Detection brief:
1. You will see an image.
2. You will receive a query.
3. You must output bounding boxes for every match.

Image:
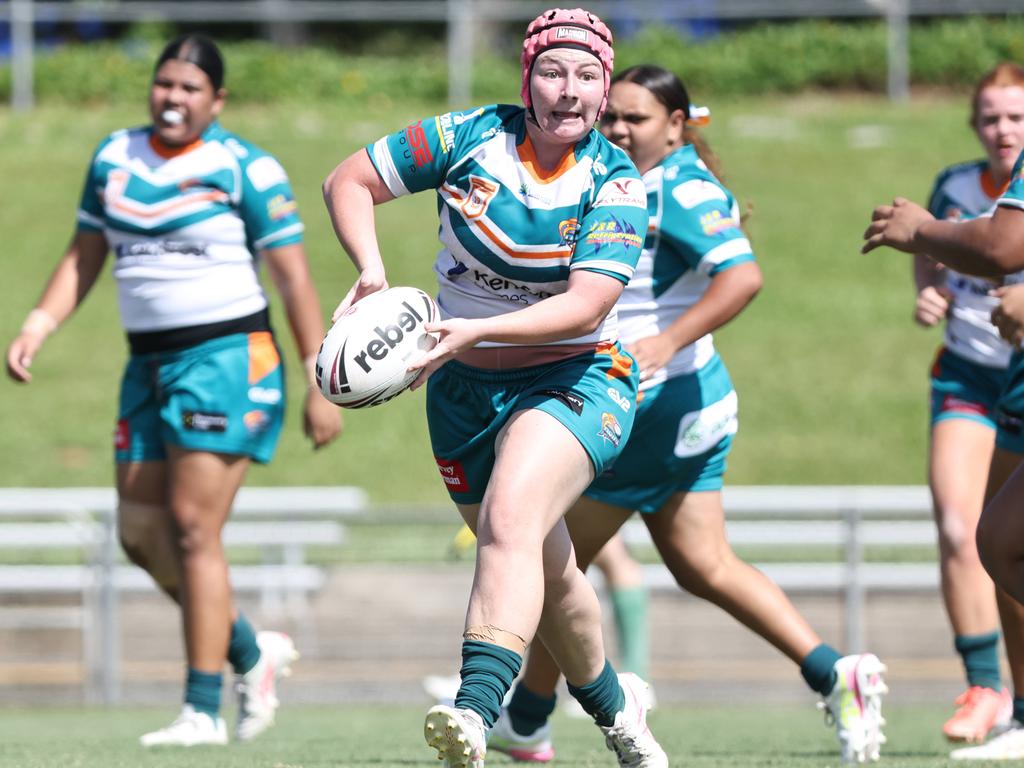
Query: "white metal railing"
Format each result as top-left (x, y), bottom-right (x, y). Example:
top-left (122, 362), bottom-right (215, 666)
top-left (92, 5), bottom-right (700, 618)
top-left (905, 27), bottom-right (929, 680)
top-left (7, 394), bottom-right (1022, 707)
top-left (0, 485), bottom-right (939, 703)
top-left (618, 485), bottom-right (936, 657)
top-left (3, 0), bottom-right (1022, 110)
top-left (0, 486), bottom-right (367, 703)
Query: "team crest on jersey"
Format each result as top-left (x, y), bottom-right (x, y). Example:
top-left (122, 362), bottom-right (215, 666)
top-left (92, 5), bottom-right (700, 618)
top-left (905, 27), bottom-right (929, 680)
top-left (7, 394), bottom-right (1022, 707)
top-left (598, 412), bottom-right (622, 446)
top-left (558, 218), bottom-right (580, 246)
top-left (462, 176), bottom-right (500, 219)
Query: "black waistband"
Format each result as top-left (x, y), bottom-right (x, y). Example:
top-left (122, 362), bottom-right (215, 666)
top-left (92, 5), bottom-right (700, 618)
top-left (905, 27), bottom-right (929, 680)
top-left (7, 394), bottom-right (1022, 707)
top-left (127, 309), bottom-right (272, 355)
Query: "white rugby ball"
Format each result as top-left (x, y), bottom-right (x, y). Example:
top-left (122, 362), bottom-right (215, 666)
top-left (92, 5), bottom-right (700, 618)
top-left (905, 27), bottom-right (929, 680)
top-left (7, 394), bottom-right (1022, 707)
top-left (315, 286), bottom-right (440, 408)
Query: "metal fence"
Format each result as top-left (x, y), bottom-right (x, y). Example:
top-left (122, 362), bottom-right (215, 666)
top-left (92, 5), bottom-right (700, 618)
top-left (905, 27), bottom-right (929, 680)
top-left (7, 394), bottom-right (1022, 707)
top-left (0, 485), bottom-right (938, 704)
top-left (3, 0), bottom-right (1023, 110)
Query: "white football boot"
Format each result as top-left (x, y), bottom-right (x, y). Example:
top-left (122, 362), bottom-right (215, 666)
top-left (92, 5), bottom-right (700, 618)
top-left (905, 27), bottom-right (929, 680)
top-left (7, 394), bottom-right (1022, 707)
top-left (598, 673), bottom-right (668, 768)
top-left (819, 653), bottom-right (889, 763)
top-left (234, 630), bottom-right (299, 741)
top-left (951, 721), bottom-right (1024, 760)
top-left (139, 704), bottom-right (228, 747)
top-left (489, 706), bottom-right (555, 762)
top-left (424, 704), bottom-right (488, 768)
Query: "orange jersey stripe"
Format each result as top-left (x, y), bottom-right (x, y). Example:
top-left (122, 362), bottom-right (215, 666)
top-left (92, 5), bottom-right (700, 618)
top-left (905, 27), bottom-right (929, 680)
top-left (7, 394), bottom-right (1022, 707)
top-left (474, 217), bottom-right (571, 261)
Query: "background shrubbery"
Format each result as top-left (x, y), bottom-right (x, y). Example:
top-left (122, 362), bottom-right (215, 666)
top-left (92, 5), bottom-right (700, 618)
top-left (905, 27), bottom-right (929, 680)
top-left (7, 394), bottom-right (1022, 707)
top-left (3, 16), bottom-right (1024, 106)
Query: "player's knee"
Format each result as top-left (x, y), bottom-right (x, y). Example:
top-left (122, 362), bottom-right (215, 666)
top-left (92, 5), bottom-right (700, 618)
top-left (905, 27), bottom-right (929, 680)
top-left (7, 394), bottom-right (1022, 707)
top-left (935, 507), bottom-right (977, 559)
top-left (672, 550), bottom-right (734, 600)
top-left (117, 501), bottom-right (166, 561)
top-left (170, 506), bottom-right (223, 559)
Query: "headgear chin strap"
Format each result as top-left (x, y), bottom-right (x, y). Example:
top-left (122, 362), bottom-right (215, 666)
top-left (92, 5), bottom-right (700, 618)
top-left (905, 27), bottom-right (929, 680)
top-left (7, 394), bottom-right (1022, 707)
top-left (521, 8), bottom-right (615, 115)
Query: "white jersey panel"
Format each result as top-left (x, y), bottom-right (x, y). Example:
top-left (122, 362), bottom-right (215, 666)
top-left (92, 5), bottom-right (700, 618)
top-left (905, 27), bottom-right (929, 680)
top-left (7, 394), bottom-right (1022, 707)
top-left (928, 161), bottom-right (1013, 368)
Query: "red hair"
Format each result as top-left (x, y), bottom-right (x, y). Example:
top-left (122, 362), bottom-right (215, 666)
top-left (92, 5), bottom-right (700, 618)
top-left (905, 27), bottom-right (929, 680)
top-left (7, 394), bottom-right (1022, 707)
top-left (971, 62), bottom-right (1024, 126)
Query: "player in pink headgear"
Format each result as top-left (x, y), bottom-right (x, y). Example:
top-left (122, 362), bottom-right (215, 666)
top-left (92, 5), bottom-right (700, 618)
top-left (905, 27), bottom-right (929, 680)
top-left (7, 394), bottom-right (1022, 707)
top-left (323, 6), bottom-right (666, 766)
top-left (521, 7), bottom-right (615, 115)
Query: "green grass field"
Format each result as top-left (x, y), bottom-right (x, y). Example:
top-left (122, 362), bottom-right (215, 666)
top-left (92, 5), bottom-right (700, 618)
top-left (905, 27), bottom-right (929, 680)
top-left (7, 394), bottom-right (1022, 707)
top-left (0, 703), bottom-right (996, 767)
top-left (0, 94), bottom-right (976, 501)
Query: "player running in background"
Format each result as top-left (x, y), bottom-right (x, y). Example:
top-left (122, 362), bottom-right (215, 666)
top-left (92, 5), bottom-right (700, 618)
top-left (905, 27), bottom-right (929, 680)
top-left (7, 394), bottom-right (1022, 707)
top-left (910, 63), bottom-right (1024, 745)
top-left (863, 65), bottom-right (1024, 763)
top-left (5, 35), bottom-right (341, 746)
top-left (487, 64), bottom-right (887, 766)
top-left (322, 8), bottom-right (665, 767)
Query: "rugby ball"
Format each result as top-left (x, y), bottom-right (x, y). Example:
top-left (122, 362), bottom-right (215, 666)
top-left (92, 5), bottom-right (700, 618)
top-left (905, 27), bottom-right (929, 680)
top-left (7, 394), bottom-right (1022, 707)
top-left (315, 286), bottom-right (440, 408)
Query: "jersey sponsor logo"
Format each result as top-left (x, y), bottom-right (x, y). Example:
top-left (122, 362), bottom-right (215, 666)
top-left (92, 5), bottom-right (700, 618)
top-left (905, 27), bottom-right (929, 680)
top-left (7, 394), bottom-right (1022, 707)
top-left (405, 121), bottom-right (433, 168)
top-left (435, 113), bottom-right (456, 153)
top-left (940, 395), bottom-right (989, 418)
top-left (558, 218), bottom-right (580, 246)
top-left (116, 241), bottom-right (209, 260)
top-left (243, 410), bottom-right (271, 434)
top-left (671, 178), bottom-right (727, 209)
top-left (607, 386), bottom-right (631, 413)
top-left (518, 182), bottom-right (553, 206)
top-left (461, 176), bottom-right (500, 219)
top-left (182, 410), bottom-right (229, 433)
top-left (594, 178), bottom-right (645, 208)
top-left (598, 412), bottom-right (622, 446)
top-left (554, 26), bottom-right (589, 43)
top-left (267, 193), bottom-right (298, 221)
top-left (537, 388), bottom-right (584, 416)
top-left (114, 419), bottom-right (130, 451)
top-left (246, 156), bottom-right (288, 192)
top-left (248, 386), bottom-right (282, 405)
top-left (585, 217), bottom-right (643, 250)
top-left (453, 107), bottom-right (485, 126)
top-left (700, 209), bottom-right (741, 236)
top-left (435, 457), bottom-right (470, 492)
top-left (471, 269), bottom-right (552, 303)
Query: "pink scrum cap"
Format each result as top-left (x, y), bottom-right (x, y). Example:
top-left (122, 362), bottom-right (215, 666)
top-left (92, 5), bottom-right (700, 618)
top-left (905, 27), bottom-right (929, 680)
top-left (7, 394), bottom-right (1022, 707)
top-left (520, 8), bottom-right (615, 114)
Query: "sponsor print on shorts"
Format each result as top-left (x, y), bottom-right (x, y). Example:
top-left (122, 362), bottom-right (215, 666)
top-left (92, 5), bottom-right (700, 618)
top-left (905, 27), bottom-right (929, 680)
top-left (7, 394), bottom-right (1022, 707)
top-left (114, 418), bottom-right (130, 451)
top-left (243, 410), bottom-right (271, 434)
top-left (674, 391), bottom-right (738, 457)
top-left (436, 457), bottom-right (470, 493)
top-left (940, 395), bottom-right (989, 419)
top-left (182, 411), bottom-right (228, 433)
top-left (537, 389), bottom-right (584, 415)
top-left (599, 412), bottom-right (622, 447)
top-left (998, 408), bottom-right (1024, 436)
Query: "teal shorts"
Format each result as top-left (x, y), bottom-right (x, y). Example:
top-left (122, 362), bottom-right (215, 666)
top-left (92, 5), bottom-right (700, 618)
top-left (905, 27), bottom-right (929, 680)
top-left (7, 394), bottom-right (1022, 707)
top-left (115, 332), bottom-right (286, 465)
top-left (930, 346), bottom-right (1006, 429)
top-left (586, 353), bottom-right (736, 514)
top-left (997, 349), bottom-right (1024, 454)
top-left (426, 343), bottom-right (639, 505)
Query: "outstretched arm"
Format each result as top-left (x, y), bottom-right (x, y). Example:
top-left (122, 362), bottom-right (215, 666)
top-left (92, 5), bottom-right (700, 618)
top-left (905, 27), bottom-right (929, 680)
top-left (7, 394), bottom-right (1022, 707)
top-left (863, 198), bottom-right (1024, 277)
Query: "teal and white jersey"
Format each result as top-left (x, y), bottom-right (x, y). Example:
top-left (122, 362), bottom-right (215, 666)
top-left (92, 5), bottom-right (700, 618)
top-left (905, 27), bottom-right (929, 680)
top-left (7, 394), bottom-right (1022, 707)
top-left (366, 104), bottom-right (647, 347)
top-left (77, 122), bottom-right (304, 333)
top-left (928, 160), bottom-right (1012, 368)
top-left (616, 145), bottom-right (753, 389)
top-left (999, 148), bottom-right (1024, 210)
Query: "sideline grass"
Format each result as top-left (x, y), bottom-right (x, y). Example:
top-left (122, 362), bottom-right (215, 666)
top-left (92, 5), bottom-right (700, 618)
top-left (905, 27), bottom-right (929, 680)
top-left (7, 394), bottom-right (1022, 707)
top-left (0, 94), bottom-right (973, 500)
top-left (0, 703), bottom-right (986, 767)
